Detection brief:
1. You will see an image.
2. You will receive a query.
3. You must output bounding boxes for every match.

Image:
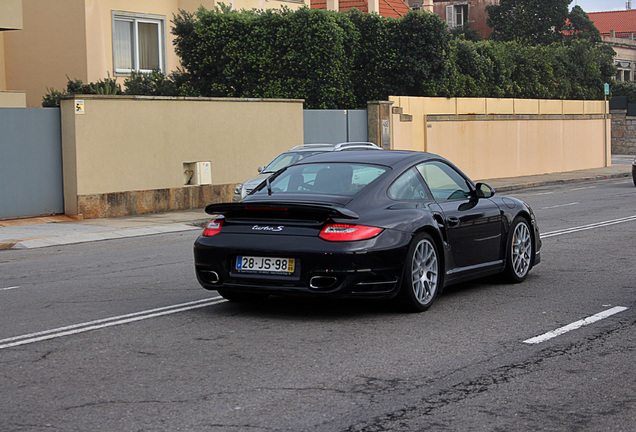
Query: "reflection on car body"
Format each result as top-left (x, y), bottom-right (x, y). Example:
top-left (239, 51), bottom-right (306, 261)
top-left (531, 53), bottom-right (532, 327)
top-left (195, 150), bottom-right (541, 312)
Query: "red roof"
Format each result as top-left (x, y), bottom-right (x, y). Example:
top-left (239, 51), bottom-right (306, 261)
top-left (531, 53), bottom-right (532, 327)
top-left (587, 10), bottom-right (636, 37)
top-left (311, 0), bottom-right (410, 19)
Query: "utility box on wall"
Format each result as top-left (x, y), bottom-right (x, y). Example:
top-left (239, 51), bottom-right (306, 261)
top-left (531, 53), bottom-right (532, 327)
top-left (184, 161), bottom-right (212, 185)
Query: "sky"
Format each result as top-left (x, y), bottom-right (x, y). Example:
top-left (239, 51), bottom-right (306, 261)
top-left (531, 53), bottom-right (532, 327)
top-left (569, 0), bottom-right (632, 12)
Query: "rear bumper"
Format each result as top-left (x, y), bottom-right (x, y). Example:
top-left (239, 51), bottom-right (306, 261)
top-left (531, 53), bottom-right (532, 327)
top-left (193, 230), bottom-right (411, 298)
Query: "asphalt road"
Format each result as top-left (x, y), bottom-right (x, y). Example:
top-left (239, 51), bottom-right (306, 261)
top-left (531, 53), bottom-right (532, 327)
top-left (1, 177), bottom-right (634, 432)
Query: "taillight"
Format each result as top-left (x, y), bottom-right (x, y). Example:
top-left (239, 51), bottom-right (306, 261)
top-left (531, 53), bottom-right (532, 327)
top-left (319, 224), bottom-right (383, 241)
top-left (202, 218), bottom-right (224, 236)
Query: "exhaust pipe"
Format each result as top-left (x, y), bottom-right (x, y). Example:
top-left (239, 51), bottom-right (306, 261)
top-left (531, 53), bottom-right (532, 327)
top-left (200, 270), bottom-right (220, 284)
top-left (309, 276), bottom-right (338, 290)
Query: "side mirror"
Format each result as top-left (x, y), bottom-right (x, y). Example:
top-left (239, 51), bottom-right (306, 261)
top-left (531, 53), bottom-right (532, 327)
top-left (257, 166), bottom-right (265, 173)
top-left (475, 182), bottom-right (495, 199)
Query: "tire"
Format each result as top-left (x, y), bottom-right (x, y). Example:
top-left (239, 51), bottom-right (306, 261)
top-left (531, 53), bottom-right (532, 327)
top-left (503, 217), bottom-right (533, 283)
top-left (397, 233), bottom-right (443, 312)
top-left (217, 289), bottom-right (269, 303)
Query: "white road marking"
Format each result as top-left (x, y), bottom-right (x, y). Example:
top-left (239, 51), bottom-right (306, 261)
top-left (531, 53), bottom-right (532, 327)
top-left (1, 286), bottom-right (20, 291)
top-left (523, 306), bottom-right (629, 344)
top-left (541, 202), bottom-right (580, 210)
top-left (0, 297), bottom-right (226, 350)
top-left (541, 215), bottom-right (636, 238)
top-left (571, 186), bottom-right (596, 191)
top-left (525, 191), bottom-right (554, 196)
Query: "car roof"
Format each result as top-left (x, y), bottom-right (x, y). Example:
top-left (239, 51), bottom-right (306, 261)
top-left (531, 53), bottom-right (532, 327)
top-left (288, 144), bottom-right (335, 152)
top-left (287, 142), bottom-right (382, 153)
top-left (293, 149), bottom-right (438, 167)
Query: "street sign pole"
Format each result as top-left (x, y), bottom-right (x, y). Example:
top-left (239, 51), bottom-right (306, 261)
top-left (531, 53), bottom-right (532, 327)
top-left (604, 83), bottom-right (609, 167)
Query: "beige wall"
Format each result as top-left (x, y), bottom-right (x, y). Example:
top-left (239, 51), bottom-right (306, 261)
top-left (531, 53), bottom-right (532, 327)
top-left (61, 96), bottom-right (304, 215)
top-left (0, 0), bottom-right (23, 30)
top-left (390, 96), bottom-right (611, 181)
top-left (4, 0), bottom-right (88, 107)
top-left (83, 0), bottom-right (217, 84)
top-left (0, 90), bottom-right (26, 107)
top-left (0, 0), bottom-right (23, 92)
top-left (0, 33), bottom-right (6, 91)
top-left (4, 0), bottom-right (308, 107)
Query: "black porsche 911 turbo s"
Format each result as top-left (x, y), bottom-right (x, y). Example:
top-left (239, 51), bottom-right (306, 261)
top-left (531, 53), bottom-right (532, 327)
top-left (194, 150), bottom-right (541, 312)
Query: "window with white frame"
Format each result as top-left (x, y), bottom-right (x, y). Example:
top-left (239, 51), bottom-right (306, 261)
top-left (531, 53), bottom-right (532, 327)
top-left (112, 11), bottom-right (166, 75)
top-left (615, 60), bottom-right (633, 82)
top-left (445, 4), bottom-right (469, 28)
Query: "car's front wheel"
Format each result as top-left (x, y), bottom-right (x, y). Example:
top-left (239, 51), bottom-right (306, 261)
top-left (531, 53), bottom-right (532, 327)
top-left (397, 233), bottom-right (442, 312)
top-left (503, 217), bottom-right (533, 283)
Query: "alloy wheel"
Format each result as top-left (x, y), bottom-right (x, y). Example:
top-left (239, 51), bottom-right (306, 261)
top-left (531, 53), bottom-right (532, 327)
top-left (411, 239), bottom-right (439, 305)
top-left (511, 222), bottom-right (532, 278)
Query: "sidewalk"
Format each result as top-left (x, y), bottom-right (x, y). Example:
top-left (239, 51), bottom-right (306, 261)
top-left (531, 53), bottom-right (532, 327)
top-left (1, 159), bottom-right (633, 250)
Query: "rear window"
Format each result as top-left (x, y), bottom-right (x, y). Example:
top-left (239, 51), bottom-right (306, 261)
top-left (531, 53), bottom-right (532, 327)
top-left (253, 163), bottom-right (389, 197)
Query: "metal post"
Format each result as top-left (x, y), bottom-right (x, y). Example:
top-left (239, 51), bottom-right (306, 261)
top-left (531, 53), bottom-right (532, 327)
top-left (604, 93), bottom-right (608, 167)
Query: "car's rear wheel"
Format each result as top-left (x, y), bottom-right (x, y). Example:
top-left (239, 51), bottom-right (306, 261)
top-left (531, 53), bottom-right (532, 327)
top-left (503, 217), bottom-right (533, 283)
top-left (217, 289), bottom-right (269, 303)
top-left (397, 233), bottom-right (442, 312)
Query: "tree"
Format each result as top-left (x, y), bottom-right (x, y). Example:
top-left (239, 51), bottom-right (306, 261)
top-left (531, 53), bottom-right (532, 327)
top-left (564, 5), bottom-right (602, 43)
top-left (486, 0), bottom-right (570, 44)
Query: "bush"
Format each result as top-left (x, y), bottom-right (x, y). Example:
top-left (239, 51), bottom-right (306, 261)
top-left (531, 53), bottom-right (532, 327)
top-left (611, 80), bottom-right (636, 104)
top-left (172, 7), bottom-right (448, 108)
top-left (41, 75), bottom-right (122, 107)
top-left (123, 70), bottom-right (179, 96)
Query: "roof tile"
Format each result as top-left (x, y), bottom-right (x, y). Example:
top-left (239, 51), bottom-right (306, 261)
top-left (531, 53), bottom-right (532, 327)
top-left (311, 0), bottom-right (409, 18)
top-left (587, 10), bottom-right (636, 37)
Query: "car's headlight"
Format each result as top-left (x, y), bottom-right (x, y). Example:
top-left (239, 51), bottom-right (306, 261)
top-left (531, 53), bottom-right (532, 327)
top-left (233, 183), bottom-right (244, 195)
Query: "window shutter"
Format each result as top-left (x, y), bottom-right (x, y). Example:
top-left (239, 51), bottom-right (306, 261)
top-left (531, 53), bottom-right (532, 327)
top-left (446, 5), bottom-right (454, 28)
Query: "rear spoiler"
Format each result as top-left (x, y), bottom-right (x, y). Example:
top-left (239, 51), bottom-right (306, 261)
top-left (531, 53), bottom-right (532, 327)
top-left (204, 201), bottom-right (359, 220)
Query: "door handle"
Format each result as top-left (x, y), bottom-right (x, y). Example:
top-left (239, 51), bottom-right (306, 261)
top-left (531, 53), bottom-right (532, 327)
top-left (447, 216), bottom-right (460, 227)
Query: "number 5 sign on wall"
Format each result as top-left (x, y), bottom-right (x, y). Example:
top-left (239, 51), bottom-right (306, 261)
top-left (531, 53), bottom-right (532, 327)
top-left (75, 100), bottom-right (85, 115)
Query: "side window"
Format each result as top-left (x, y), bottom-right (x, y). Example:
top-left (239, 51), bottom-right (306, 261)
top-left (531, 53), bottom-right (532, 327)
top-left (388, 168), bottom-right (431, 200)
top-left (417, 161), bottom-right (471, 201)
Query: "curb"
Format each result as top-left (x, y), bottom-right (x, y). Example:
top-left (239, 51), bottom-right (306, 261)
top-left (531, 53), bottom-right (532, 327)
top-left (492, 172), bottom-right (630, 193)
top-left (0, 241), bottom-right (17, 251)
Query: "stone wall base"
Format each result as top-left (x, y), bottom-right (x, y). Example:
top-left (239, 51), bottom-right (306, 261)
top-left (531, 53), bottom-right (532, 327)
top-left (611, 110), bottom-right (636, 155)
top-left (77, 184), bottom-right (234, 219)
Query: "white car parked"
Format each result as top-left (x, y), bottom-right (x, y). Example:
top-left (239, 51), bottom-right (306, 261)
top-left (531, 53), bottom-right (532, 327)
top-left (232, 142), bottom-right (381, 202)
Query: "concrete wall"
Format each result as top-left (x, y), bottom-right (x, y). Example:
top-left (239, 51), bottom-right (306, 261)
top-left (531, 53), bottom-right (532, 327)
top-left (60, 96), bottom-right (304, 218)
top-left (389, 96), bottom-right (611, 181)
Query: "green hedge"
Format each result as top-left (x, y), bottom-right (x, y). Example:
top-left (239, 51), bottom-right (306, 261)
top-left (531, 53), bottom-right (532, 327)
top-left (432, 39), bottom-right (616, 100)
top-left (611, 81), bottom-right (636, 104)
top-left (171, 7), bottom-right (615, 107)
top-left (172, 7), bottom-right (449, 108)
